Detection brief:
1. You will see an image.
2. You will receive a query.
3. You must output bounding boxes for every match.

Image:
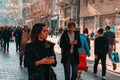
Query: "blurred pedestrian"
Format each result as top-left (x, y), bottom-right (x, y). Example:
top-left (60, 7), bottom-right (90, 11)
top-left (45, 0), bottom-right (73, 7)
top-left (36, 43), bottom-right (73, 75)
top-left (14, 26), bottom-right (22, 53)
top-left (0, 27), bottom-right (3, 49)
top-left (83, 28), bottom-right (91, 49)
top-left (59, 22), bottom-right (81, 80)
top-left (77, 33), bottom-right (90, 79)
top-left (103, 26), bottom-right (117, 70)
top-left (93, 28), bottom-right (108, 80)
top-left (19, 25), bottom-right (29, 66)
top-left (24, 23), bottom-right (57, 80)
top-left (2, 26), bottom-right (12, 53)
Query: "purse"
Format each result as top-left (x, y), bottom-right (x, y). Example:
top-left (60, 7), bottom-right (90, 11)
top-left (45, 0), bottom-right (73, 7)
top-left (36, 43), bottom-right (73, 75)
top-left (28, 47), bottom-right (44, 80)
top-left (29, 43), bottom-right (57, 80)
top-left (111, 52), bottom-right (120, 63)
top-left (78, 50), bottom-right (87, 71)
top-left (49, 67), bottom-right (57, 80)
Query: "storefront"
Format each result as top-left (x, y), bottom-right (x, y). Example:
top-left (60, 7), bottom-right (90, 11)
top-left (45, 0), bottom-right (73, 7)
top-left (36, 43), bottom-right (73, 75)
top-left (100, 15), bottom-right (116, 32)
top-left (83, 16), bottom-right (94, 33)
top-left (51, 15), bottom-right (59, 32)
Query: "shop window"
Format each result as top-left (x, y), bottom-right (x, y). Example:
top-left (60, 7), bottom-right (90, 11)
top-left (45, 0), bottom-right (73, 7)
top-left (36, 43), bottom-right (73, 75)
top-left (84, 0), bottom-right (88, 7)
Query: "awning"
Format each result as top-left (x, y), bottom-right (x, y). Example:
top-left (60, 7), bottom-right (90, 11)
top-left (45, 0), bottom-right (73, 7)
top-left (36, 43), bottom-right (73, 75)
top-left (25, 19), bottom-right (33, 23)
top-left (64, 17), bottom-right (70, 22)
top-left (51, 16), bottom-right (58, 20)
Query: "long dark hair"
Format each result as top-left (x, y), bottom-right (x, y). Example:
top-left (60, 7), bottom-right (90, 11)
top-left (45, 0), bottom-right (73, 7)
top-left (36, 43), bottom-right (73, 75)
top-left (83, 28), bottom-right (88, 34)
top-left (30, 23), bottom-right (46, 42)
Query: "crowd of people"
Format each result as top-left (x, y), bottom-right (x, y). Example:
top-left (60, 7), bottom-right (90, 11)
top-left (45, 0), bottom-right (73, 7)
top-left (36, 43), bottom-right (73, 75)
top-left (0, 25), bottom-right (30, 67)
top-left (0, 22), bottom-right (118, 80)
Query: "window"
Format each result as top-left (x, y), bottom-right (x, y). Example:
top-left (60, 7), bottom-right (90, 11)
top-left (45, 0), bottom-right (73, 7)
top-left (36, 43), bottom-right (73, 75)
top-left (92, 0), bottom-right (95, 4)
top-left (84, 0), bottom-right (88, 6)
top-left (100, 0), bottom-right (104, 3)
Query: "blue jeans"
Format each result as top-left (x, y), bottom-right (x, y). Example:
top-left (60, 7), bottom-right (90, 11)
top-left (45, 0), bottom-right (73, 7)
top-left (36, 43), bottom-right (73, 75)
top-left (63, 57), bottom-right (78, 80)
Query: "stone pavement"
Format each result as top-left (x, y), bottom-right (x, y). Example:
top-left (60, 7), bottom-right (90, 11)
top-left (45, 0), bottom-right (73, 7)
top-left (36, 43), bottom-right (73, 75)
top-left (0, 36), bottom-right (120, 80)
top-left (47, 36), bottom-right (120, 80)
top-left (0, 42), bottom-right (28, 80)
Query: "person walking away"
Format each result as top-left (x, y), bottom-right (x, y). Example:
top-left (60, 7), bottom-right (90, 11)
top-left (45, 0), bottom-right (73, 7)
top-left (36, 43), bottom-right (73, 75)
top-left (59, 22), bottom-right (81, 80)
top-left (24, 23), bottom-right (57, 80)
top-left (77, 33), bottom-right (90, 79)
top-left (14, 26), bottom-right (22, 53)
top-left (93, 28), bottom-right (108, 80)
top-left (2, 26), bottom-right (12, 53)
top-left (83, 28), bottom-right (91, 49)
top-left (0, 27), bottom-right (3, 49)
top-left (103, 26), bottom-right (117, 70)
top-left (19, 25), bottom-right (29, 66)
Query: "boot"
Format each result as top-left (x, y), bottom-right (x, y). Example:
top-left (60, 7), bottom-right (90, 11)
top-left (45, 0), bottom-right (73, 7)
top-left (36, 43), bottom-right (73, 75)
top-left (113, 63), bottom-right (117, 70)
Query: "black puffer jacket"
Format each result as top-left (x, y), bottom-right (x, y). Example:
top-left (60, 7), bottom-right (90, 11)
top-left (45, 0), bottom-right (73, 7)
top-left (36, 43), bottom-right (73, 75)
top-left (24, 40), bottom-right (57, 80)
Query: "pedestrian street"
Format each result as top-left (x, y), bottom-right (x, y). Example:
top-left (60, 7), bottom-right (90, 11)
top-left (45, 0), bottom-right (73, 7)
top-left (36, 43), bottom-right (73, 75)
top-left (0, 37), bottom-right (120, 80)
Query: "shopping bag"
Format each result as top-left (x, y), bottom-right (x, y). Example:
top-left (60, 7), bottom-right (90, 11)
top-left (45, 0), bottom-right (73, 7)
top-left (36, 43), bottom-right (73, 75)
top-left (111, 52), bottom-right (120, 63)
top-left (78, 51), bottom-right (87, 71)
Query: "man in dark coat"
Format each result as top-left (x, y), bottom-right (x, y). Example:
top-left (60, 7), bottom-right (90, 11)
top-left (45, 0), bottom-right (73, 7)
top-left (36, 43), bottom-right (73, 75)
top-left (60, 22), bottom-right (81, 80)
top-left (93, 28), bottom-right (108, 80)
top-left (2, 26), bottom-right (12, 53)
top-left (14, 26), bottom-right (22, 52)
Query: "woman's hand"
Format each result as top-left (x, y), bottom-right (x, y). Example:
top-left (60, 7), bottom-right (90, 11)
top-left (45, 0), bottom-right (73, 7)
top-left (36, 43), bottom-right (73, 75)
top-left (95, 55), bottom-right (98, 60)
top-left (46, 56), bottom-right (55, 64)
top-left (70, 40), bottom-right (78, 45)
top-left (35, 57), bottom-right (55, 66)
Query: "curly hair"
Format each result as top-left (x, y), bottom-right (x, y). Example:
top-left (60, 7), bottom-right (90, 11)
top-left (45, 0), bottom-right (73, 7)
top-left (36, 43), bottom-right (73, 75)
top-left (30, 23), bottom-right (46, 42)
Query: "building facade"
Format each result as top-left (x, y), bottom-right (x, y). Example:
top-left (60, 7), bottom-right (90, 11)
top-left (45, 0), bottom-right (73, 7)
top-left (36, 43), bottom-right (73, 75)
top-left (0, 0), bottom-right (19, 26)
top-left (80, 0), bottom-right (120, 34)
top-left (51, 0), bottom-right (59, 32)
top-left (56, 0), bottom-right (78, 29)
top-left (26, 0), bottom-right (51, 27)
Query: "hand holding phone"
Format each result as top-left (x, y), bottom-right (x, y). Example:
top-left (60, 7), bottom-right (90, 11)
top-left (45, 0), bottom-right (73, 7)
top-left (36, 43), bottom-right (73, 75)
top-left (72, 40), bottom-right (77, 44)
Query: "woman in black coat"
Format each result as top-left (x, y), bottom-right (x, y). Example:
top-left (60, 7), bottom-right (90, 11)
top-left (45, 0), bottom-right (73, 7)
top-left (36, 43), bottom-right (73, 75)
top-left (60, 22), bottom-right (81, 80)
top-left (24, 23), bottom-right (57, 80)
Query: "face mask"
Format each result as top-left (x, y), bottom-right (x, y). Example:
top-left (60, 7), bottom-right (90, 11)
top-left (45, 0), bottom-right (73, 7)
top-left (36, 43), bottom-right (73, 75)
top-left (84, 34), bottom-right (88, 36)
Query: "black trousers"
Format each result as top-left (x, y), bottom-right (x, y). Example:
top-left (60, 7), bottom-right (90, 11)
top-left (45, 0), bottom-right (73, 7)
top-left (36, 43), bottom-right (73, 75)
top-left (15, 40), bottom-right (21, 52)
top-left (3, 40), bottom-right (9, 51)
top-left (93, 55), bottom-right (106, 76)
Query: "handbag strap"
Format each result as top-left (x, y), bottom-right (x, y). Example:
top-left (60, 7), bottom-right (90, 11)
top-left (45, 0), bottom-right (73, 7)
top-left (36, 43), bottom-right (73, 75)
top-left (27, 46), bottom-right (44, 80)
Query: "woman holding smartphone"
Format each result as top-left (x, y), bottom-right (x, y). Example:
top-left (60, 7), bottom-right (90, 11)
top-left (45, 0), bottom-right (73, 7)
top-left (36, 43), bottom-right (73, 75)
top-left (24, 23), bottom-right (57, 80)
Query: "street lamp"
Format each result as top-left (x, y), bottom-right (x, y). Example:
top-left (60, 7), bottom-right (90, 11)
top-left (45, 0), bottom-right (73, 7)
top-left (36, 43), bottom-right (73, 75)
top-left (94, 11), bottom-right (99, 33)
top-left (76, 0), bottom-right (80, 27)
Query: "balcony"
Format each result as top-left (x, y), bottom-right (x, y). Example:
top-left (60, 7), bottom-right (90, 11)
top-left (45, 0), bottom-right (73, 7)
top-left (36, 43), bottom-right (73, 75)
top-left (56, 0), bottom-right (70, 6)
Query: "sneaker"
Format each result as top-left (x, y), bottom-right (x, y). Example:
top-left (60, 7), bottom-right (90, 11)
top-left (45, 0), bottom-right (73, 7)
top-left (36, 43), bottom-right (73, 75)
top-left (77, 71), bottom-right (81, 79)
top-left (4, 50), bottom-right (6, 53)
top-left (102, 76), bottom-right (106, 80)
top-left (113, 63), bottom-right (117, 70)
top-left (16, 50), bottom-right (18, 52)
top-left (7, 50), bottom-right (9, 53)
top-left (85, 66), bottom-right (88, 72)
top-left (93, 73), bottom-right (97, 77)
top-left (20, 62), bottom-right (22, 66)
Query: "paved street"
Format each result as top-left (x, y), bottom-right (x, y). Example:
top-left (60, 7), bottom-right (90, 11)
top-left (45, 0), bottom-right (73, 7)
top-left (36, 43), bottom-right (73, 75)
top-left (0, 36), bottom-right (120, 80)
top-left (0, 42), bottom-right (28, 80)
top-left (48, 36), bottom-right (120, 80)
